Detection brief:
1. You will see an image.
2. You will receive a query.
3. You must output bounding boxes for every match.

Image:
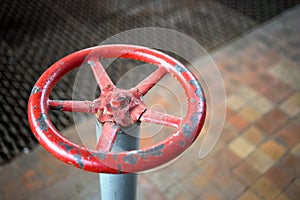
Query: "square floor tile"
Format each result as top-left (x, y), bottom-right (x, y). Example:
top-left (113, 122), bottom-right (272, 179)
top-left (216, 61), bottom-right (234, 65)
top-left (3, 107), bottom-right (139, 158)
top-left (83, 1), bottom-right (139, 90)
top-left (265, 165), bottom-right (294, 188)
top-left (250, 94), bottom-right (274, 116)
top-left (251, 177), bottom-right (281, 199)
top-left (246, 150), bottom-right (275, 174)
top-left (243, 126), bottom-right (265, 145)
top-left (229, 136), bottom-right (256, 159)
top-left (291, 142), bottom-right (300, 159)
top-left (227, 94), bottom-right (246, 111)
top-left (240, 105), bottom-right (263, 122)
top-left (259, 140), bottom-right (286, 161)
top-left (215, 174), bottom-right (246, 200)
top-left (238, 190), bottom-right (261, 200)
top-left (285, 178), bottom-right (300, 200)
top-left (279, 92), bottom-right (300, 117)
top-left (269, 59), bottom-right (300, 90)
top-left (236, 85), bottom-right (259, 100)
top-left (262, 80), bottom-right (293, 104)
top-left (275, 118), bottom-right (300, 148)
top-left (256, 109), bottom-right (289, 135)
top-left (228, 114), bottom-right (250, 132)
top-left (278, 154), bottom-right (300, 177)
top-left (233, 161), bottom-right (260, 186)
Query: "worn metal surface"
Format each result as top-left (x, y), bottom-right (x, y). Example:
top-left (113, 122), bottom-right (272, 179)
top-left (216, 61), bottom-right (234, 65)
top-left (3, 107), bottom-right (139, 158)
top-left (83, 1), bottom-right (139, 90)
top-left (1, 0), bottom-right (299, 165)
top-left (98, 121), bottom-right (139, 200)
top-left (27, 45), bottom-right (206, 173)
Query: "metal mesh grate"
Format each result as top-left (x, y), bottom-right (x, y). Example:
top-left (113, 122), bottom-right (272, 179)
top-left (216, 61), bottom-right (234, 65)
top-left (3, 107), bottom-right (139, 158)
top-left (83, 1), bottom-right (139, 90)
top-left (0, 0), bottom-right (299, 165)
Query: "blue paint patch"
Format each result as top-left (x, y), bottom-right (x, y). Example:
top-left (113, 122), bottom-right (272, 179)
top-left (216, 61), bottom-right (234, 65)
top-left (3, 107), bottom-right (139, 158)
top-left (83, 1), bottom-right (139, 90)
top-left (117, 164), bottom-right (122, 173)
top-left (92, 152), bottom-right (107, 160)
top-left (123, 154), bottom-right (138, 164)
top-left (180, 140), bottom-right (185, 147)
top-left (30, 86), bottom-right (41, 95)
top-left (73, 152), bottom-right (84, 168)
top-left (36, 113), bottom-right (48, 132)
top-left (87, 60), bottom-right (95, 67)
top-left (113, 154), bottom-right (118, 161)
top-left (174, 64), bottom-right (188, 73)
top-left (182, 123), bottom-right (194, 139)
top-left (189, 80), bottom-right (205, 102)
top-left (60, 61), bottom-right (64, 65)
top-left (138, 144), bottom-right (165, 158)
top-left (58, 141), bottom-right (75, 152)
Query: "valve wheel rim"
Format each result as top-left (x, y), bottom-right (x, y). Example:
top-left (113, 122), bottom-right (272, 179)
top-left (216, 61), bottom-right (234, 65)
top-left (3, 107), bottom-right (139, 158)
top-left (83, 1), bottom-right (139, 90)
top-left (28, 44), bottom-right (206, 173)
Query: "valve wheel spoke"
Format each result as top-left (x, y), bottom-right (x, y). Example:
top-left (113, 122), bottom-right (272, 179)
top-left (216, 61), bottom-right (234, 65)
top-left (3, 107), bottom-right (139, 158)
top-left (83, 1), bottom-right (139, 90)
top-left (88, 58), bottom-right (114, 92)
top-left (140, 109), bottom-right (182, 128)
top-left (96, 122), bottom-right (120, 151)
top-left (132, 67), bottom-right (167, 96)
top-left (48, 100), bottom-right (97, 113)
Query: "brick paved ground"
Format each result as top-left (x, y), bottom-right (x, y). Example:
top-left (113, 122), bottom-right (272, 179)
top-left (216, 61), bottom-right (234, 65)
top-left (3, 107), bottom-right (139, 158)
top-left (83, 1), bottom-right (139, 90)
top-left (0, 5), bottom-right (299, 200)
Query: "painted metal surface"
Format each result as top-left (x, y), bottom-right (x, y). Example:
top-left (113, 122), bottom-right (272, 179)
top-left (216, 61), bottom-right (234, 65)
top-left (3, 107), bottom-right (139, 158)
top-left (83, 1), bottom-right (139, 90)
top-left (97, 120), bottom-right (139, 200)
top-left (27, 44), bottom-right (206, 173)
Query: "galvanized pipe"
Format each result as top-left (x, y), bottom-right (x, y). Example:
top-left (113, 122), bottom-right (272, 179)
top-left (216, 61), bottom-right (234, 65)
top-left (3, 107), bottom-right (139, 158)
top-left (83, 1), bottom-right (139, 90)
top-left (96, 120), bottom-right (139, 200)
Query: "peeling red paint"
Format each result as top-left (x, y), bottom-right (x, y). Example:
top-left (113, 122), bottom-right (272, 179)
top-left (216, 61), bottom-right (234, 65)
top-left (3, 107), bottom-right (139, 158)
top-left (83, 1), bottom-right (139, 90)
top-left (27, 45), bottom-right (206, 173)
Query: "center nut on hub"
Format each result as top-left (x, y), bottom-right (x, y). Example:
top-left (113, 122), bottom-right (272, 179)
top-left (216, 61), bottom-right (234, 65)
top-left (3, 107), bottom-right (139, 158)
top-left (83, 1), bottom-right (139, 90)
top-left (96, 88), bottom-right (146, 127)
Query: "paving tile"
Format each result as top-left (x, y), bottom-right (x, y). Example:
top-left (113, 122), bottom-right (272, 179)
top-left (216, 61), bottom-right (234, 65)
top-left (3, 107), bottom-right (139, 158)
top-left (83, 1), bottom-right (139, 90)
top-left (229, 136), bottom-right (256, 159)
top-left (220, 123), bottom-right (239, 143)
top-left (200, 148), bottom-right (241, 180)
top-left (238, 190), bottom-right (261, 200)
top-left (249, 72), bottom-right (277, 94)
top-left (256, 109), bottom-right (289, 136)
top-left (259, 140), bottom-right (286, 161)
top-left (251, 177), bottom-right (281, 199)
top-left (197, 185), bottom-right (223, 200)
top-left (250, 94), bottom-right (274, 116)
top-left (235, 85), bottom-right (259, 100)
top-left (265, 165), bottom-right (294, 189)
top-left (138, 176), bottom-right (165, 200)
top-left (215, 174), bottom-right (246, 200)
top-left (275, 118), bottom-right (300, 148)
top-left (243, 126), bottom-right (266, 145)
top-left (269, 59), bottom-right (300, 90)
top-left (261, 80), bottom-right (293, 104)
top-left (291, 142), bottom-right (300, 159)
top-left (278, 154), bottom-right (300, 177)
top-left (275, 193), bottom-right (292, 200)
top-left (279, 92), bottom-right (300, 117)
top-left (227, 94), bottom-right (246, 111)
top-left (285, 178), bottom-right (300, 200)
top-left (233, 160), bottom-right (261, 186)
top-left (246, 149), bottom-right (275, 174)
top-left (164, 179), bottom-right (196, 200)
top-left (228, 114), bottom-right (250, 132)
top-left (240, 105), bottom-right (262, 122)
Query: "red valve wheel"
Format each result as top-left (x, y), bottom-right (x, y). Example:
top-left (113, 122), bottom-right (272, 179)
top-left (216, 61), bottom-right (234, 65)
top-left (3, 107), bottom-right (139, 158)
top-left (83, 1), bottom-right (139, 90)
top-left (28, 45), bottom-right (206, 173)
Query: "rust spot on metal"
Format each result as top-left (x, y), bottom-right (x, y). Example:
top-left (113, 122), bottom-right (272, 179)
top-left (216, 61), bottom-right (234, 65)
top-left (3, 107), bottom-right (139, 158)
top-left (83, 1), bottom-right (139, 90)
top-left (30, 86), bottom-right (41, 95)
top-left (174, 64), bottom-right (188, 73)
top-left (123, 153), bottom-right (138, 164)
top-left (36, 113), bottom-right (48, 132)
